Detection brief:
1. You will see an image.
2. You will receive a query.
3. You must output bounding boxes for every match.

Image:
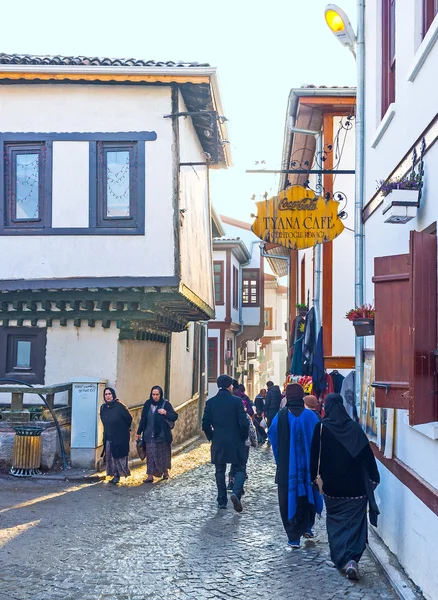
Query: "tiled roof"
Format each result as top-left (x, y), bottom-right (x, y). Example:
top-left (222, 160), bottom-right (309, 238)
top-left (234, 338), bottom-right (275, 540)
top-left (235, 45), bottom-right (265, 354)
top-left (0, 53), bottom-right (210, 68)
top-left (301, 84), bottom-right (355, 90)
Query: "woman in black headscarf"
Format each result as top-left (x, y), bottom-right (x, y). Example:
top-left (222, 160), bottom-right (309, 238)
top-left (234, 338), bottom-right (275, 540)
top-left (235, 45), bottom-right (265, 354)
top-left (100, 387), bottom-right (133, 484)
top-left (269, 383), bottom-right (323, 548)
top-left (136, 385), bottom-right (178, 483)
top-left (310, 393), bottom-right (380, 581)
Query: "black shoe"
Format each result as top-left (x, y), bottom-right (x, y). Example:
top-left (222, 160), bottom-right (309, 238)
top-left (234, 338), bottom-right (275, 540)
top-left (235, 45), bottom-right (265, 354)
top-left (230, 493), bottom-right (243, 513)
top-left (110, 476), bottom-right (120, 485)
top-left (227, 481), bottom-right (234, 492)
top-left (218, 503), bottom-right (227, 509)
top-left (346, 560), bottom-right (360, 581)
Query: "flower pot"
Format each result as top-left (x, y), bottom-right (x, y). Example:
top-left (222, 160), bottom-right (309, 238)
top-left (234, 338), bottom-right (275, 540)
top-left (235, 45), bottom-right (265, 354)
top-left (382, 188), bottom-right (420, 224)
top-left (351, 318), bottom-right (374, 337)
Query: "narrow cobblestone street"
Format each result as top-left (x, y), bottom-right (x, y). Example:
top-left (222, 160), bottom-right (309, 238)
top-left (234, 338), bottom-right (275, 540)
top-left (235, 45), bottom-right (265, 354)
top-left (0, 443), bottom-right (397, 600)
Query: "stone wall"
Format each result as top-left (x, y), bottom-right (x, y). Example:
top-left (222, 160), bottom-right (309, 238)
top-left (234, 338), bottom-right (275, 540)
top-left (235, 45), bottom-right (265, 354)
top-left (172, 395), bottom-right (201, 446)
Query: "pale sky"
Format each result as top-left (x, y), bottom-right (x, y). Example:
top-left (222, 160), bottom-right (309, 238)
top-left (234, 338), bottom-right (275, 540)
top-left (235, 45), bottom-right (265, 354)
top-left (1, 0), bottom-right (357, 222)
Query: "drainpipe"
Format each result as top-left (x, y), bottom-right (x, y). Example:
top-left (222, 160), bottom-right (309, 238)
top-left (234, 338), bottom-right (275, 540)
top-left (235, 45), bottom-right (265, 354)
top-left (355, 0), bottom-right (366, 415)
top-left (314, 132), bottom-right (323, 336)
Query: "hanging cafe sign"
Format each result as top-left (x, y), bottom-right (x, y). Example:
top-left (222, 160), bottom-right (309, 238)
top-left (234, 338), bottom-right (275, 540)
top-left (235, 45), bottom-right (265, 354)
top-left (251, 185), bottom-right (345, 250)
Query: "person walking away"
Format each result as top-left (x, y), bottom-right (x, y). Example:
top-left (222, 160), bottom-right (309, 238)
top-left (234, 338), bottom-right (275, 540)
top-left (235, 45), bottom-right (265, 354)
top-left (100, 387), bottom-right (133, 485)
top-left (236, 384), bottom-right (254, 416)
top-left (136, 385), bottom-right (178, 483)
top-left (264, 381), bottom-right (282, 428)
top-left (254, 388), bottom-right (266, 416)
top-left (310, 393), bottom-right (380, 581)
top-left (202, 374), bottom-right (249, 512)
top-left (253, 388), bottom-right (268, 444)
top-left (304, 395), bottom-right (322, 420)
top-left (268, 383), bottom-right (323, 548)
top-left (228, 402), bottom-right (258, 491)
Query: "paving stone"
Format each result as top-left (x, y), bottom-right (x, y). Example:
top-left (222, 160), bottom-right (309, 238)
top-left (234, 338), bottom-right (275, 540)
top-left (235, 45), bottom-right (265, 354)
top-left (0, 445), bottom-right (398, 599)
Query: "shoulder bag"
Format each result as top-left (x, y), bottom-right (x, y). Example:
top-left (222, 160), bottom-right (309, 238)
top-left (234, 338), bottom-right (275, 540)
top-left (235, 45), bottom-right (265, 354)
top-left (315, 422), bottom-right (324, 495)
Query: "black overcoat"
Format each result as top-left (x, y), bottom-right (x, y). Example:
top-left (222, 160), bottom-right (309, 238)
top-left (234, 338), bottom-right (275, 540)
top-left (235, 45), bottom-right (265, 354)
top-left (202, 389), bottom-right (249, 465)
top-left (100, 400), bottom-right (132, 459)
top-left (136, 399), bottom-right (178, 444)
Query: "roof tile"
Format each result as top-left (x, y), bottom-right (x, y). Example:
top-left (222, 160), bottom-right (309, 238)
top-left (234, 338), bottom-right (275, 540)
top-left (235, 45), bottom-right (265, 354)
top-left (0, 53), bottom-right (210, 69)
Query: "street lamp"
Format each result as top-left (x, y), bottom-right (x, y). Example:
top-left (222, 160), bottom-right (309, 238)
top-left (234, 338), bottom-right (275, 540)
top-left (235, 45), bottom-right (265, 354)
top-left (324, 4), bottom-right (357, 55)
top-left (324, 2), bottom-right (365, 417)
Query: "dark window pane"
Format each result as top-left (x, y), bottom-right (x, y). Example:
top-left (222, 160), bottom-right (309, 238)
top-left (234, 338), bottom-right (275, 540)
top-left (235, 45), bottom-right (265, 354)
top-left (16, 153), bottom-right (39, 220)
top-left (106, 150), bottom-right (130, 217)
top-left (16, 340), bottom-right (31, 368)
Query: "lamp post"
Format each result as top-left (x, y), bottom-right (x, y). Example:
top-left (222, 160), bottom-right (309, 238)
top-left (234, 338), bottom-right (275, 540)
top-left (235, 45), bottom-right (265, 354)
top-left (324, 2), bottom-right (365, 417)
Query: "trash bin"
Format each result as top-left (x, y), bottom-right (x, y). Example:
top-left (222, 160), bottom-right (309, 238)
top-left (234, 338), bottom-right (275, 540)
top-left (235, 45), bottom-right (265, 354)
top-left (10, 426), bottom-right (43, 476)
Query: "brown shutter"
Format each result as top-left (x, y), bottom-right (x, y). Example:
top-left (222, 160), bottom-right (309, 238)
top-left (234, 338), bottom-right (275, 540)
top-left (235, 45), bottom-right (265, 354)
top-left (409, 230), bottom-right (437, 425)
top-left (373, 254), bottom-right (411, 409)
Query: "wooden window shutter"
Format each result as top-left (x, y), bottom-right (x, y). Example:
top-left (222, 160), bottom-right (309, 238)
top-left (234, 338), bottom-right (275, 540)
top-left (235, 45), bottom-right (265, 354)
top-left (409, 230), bottom-right (437, 425)
top-left (373, 254), bottom-right (411, 409)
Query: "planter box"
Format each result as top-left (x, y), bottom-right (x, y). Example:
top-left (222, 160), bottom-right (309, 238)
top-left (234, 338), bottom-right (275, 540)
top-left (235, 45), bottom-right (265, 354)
top-left (352, 318), bottom-right (374, 337)
top-left (382, 188), bottom-right (420, 224)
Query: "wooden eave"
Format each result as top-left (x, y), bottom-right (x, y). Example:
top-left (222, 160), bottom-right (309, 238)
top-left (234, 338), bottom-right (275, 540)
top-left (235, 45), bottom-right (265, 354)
top-left (0, 285), bottom-right (214, 334)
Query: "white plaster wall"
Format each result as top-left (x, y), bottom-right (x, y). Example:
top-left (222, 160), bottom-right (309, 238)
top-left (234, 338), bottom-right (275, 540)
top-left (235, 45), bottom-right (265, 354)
top-left (222, 223), bottom-right (261, 269)
top-left (207, 328), bottom-right (220, 399)
top-left (178, 92), bottom-right (214, 308)
top-left (0, 84), bottom-right (175, 280)
top-left (364, 2), bottom-right (438, 207)
top-left (363, 6), bottom-right (438, 593)
top-left (242, 306), bottom-right (261, 327)
top-left (169, 328), bottom-right (195, 408)
top-left (264, 287), bottom-right (277, 332)
top-left (116, 339), bottom-right (167, 408)
top-left (375, 463), bottom-right (438, 600)
top-left (212, 249), bottom-right (227, 321)
top-left (331, 116), bottom-right (356, 357)
top-left (231, 254), bottom-right (240, 325)
top-left (52, 142), bottom-right (89, 228)
top-left (45, 321), bottom-right (118, 386)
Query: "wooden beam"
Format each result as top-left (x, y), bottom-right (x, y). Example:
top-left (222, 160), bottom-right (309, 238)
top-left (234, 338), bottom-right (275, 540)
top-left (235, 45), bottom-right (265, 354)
top-left (322, 113), bottom-right (334, 356)
top-left (0, 71), bottom-right (210, 85)
top-left (300, 96), bottom-right (356, 106)
top-left (324, 356), bottom-right (355, 369)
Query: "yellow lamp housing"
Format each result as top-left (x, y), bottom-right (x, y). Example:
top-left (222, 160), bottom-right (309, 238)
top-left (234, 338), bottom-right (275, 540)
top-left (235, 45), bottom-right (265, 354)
top-left (324, 4), bottom-right (356, 49)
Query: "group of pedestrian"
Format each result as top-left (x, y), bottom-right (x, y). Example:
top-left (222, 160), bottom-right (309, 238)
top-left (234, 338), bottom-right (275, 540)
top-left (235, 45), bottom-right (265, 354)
top-left (100, 384), bottom-right (178, 485)
top-left (202, 374), bottom-right (380, 583)
top-left (101, 372), bottom-right (380, 583)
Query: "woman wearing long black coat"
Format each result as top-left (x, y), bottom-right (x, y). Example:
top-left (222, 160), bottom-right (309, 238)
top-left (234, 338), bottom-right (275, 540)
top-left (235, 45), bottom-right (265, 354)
top-left (310, 393), bottom-right (380, 581)
top-left (136, 385), bottom-right (178, 483)
top-left (100, 387), bottom-right (133, 484)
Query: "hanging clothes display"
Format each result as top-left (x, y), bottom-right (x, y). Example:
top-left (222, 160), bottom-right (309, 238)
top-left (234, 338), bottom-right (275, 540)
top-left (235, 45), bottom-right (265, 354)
top-left (302, 307), bottom-right (316, 376)
top-left (329, 370), bottom-right (345, 394)
top-left (312, 326), bottom-right (325, 397)
top-left (290, 335), bottom-right (304, 376)
top-left (340, 370), bottom-right (358, 421)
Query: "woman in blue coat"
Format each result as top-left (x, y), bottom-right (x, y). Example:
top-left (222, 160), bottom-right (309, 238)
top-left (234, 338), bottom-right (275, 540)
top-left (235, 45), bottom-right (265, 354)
top-left (269, 383), bottom-right (323, 548)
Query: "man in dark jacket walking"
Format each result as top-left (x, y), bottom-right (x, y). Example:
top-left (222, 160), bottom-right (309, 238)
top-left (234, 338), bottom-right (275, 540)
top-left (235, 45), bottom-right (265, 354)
top-left (264, 380), bottom-right (282, 427)
top-left (202, 374), bottom-right (249, 512)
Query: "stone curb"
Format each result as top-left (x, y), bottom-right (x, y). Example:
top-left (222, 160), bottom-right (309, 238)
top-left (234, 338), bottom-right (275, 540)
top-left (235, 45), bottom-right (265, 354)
top-left (15, 434), bottom-right (203, 482)
top-left (368, 527), bottom-right (422, 600)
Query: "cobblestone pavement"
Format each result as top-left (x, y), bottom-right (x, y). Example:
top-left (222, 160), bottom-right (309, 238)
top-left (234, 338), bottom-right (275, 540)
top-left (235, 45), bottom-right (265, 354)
top-left (0, 442), bottom-right (397, 600)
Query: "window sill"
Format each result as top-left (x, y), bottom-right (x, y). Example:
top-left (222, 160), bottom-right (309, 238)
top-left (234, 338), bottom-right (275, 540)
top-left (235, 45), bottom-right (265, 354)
top-left (0, 226), bottom-right (145, 236)
top-left (371, 104), bottom-right (396, 149)
top-left (408, 15), bottom-right (438, 82)
top-left (403, 411), bottom-right (438, 440)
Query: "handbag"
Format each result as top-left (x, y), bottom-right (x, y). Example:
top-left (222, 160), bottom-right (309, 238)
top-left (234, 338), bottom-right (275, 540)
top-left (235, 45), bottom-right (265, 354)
top-left (136, 438), bottom-right (146, 461)
top-left (315, 422), bottom-right (324, 495)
